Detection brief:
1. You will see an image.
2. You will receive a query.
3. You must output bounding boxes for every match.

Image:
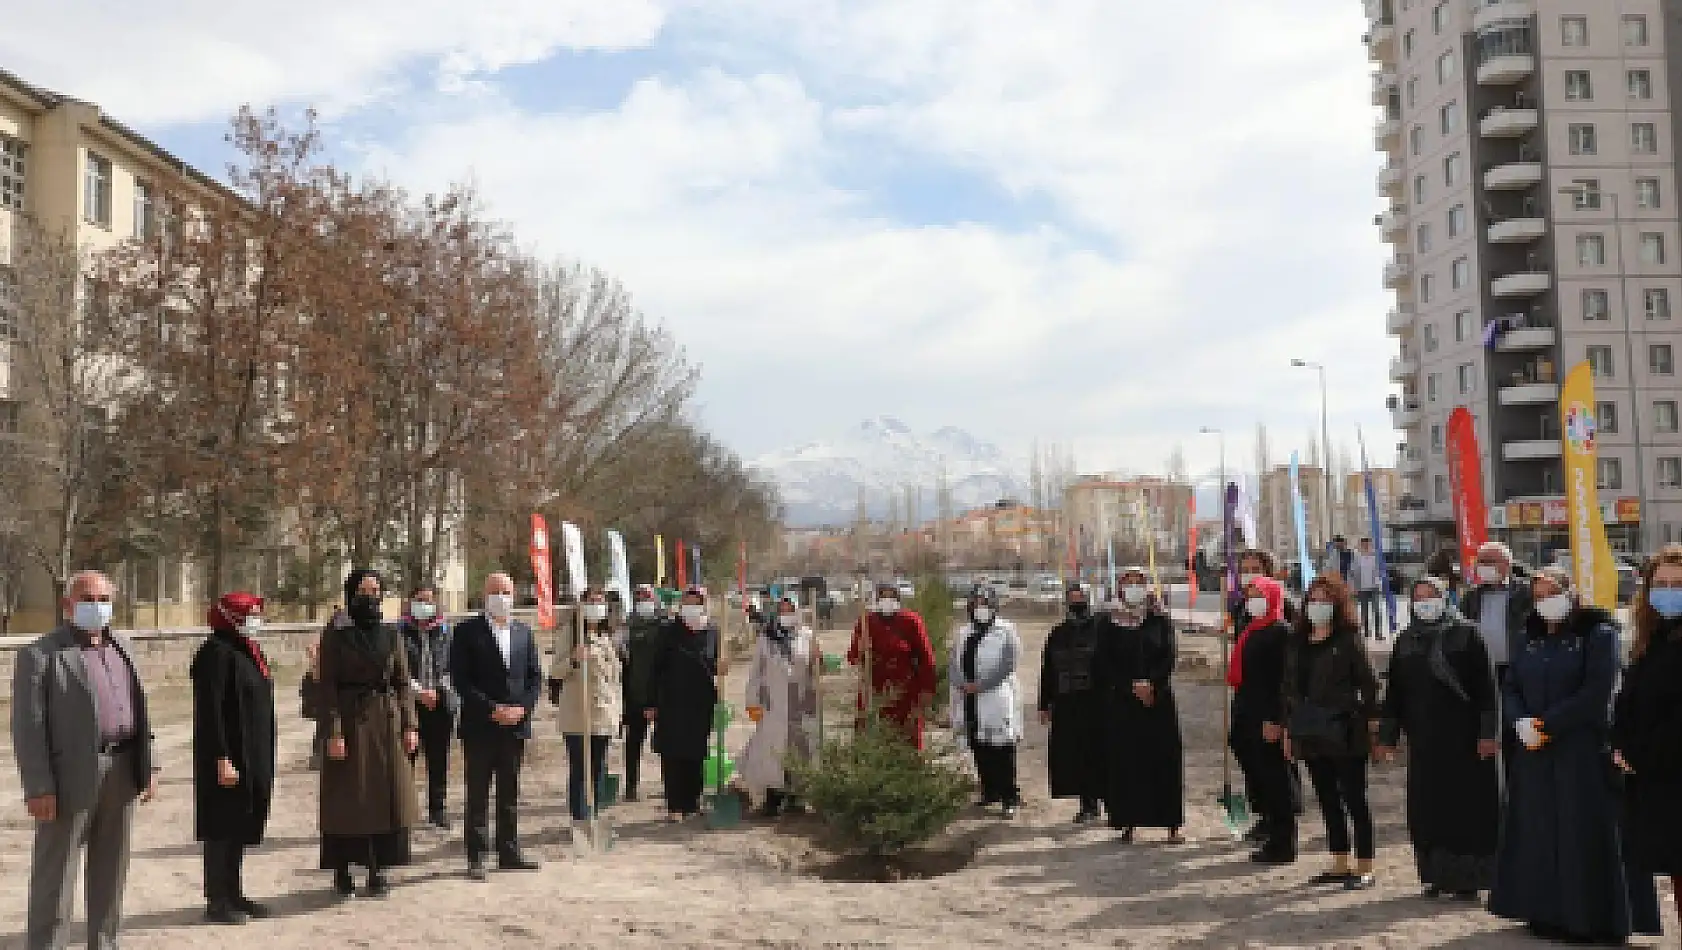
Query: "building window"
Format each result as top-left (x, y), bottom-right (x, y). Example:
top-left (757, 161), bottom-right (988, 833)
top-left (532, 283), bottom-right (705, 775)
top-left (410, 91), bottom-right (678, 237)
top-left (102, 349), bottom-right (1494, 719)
top-left (1641, 233), bottom-right (1667, 265)
top-left (1404, 28), bottom-right (1416, 58)
top-left (1451, 256), bottom-right (1470, 289)
top-left (1417, 223), bottom-right (1433, 253)
top-left (1637, 178), bottom-right (1663, 210)
top-left (1434, 474), bottom-right (1449, 503)
top-left (1578, 234), bottom-right (1607, 267)
top-left (1565, 70), bottom-right (1593, 101)
top-left (1660, 458), bottom-right (1682, 489)
top-left (1455, 309), bottom-right (1473, 342)
top-left (1430, 424), bottom-right (1444, 453)
top-left (0, 134), bottom-right (24, 211)
top-left (0, 268), bottom-right (15, 341)
top-left (1458, 362), bottom-right (1475, 394)
top-left (1428, 372), bottom-right (1441, 402)
top-left (1443, 152), bottom-right (1462, 187)
top-left (1448, 203), bottom-right (1467, 237)
top-left (1424, 323), bottom-right (1439, 352)
top-left (1625, 14), bottom-right (1650, 47)
top-left (1432, 1), bottom-right (1448, 34)
top-left (1569, 124), bottom-right (1598, 155)
top-left (1599, 458), bottom-right (1624, 491)
top-left (1437, 50), bottom-right (1456, 84)
top-left (1629, 69), bottom-right (1654, 101)
top-left (1646, 288), bottom-right (1672, 321)
top-left (0, 400), bottom-right (18, 435)
top-left (1589, 344), bottom-right (1616, 377)
top-left (1598, 401), bottom-right (1620, 434)
top-left (1421, 273), bottom-right (1436, 303)
top-left (1407, 76), bottom-right (1420, 108)
top-left (1572, 179), bottom-right (1603, 210)
top-left (1414, 174), bottom-right (1427, 206)
top-left (1410, 125), bottom-right (1424, 156)
top-left (132, 181), bottom-right (156, 241)
top-left (83, 151), bottom-right (112, 228)
top-left (1584, 288), bottom-right (1611, 321)
top-left (1653, 344), bottom-right (1676, 375)
top-left (1633, 123), bottom-right (1659, 155)
top-left (1439, 101), bottom-right (1460, 135)
top-left (1656, 400), bottom-right (1680, 433)
top-left (1562, 16), bottom-right (1589, 47)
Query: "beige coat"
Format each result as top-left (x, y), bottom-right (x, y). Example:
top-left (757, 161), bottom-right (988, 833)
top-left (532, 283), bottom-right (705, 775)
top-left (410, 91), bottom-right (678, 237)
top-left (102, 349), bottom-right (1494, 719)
top-left (552, 624), bottom-right (623, 737)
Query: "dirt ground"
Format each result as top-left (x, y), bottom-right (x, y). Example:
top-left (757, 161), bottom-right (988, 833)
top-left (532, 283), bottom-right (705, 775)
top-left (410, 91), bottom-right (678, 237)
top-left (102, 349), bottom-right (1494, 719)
top-left (0, 620), bottom-right (1674, 949)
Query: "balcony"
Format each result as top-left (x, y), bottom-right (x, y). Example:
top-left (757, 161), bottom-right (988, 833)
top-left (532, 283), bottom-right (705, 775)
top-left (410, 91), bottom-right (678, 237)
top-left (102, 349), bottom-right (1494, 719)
top-left (1478, 54), bottom-right (1536, 85)
top-left (1488, 216), bottom-right (1546, 243)
top-left (1496, 324), bottom-right (1557, 351)
top-left (1485, 161), bottom-right (1543, 191)
top-left (1377, 164), bottom-right (1403, 196)
top-left (1374, 116), bottom-right (1402, 150)
top-left (1386, 305), bottom-right (1414, 335)
top-left (1367, 23), bottom-right (1397, 62)
top-left (1372, 71), bottom-right (1399, 106)
top-left (1383, 254), bottom-right (1413, 288)
top-left (1499, 382), bottom-right (1560, 405)
top-left (1503, 439), bottom-right (1563, 461)
top-left (1491, 269), bottom-right (1551, 297)
top-left (1377, 206), bottom-right (1408, 241)
top-left (1389, 355), bottom-right (1419, 381)
top-left (1399, 453), bottom-right (1427, 476)
top-left (1473, 0), bottom-right (1536, 32)
top-left (1391, 401), bottom-right (1422, 428)
top-left (1480, 107), bottom-right (1538, 138)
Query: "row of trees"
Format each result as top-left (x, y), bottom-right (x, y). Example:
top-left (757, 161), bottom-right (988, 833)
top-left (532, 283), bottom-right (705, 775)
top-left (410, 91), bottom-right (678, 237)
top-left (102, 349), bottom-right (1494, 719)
top-left (0, 108), bottom-right (780, 617)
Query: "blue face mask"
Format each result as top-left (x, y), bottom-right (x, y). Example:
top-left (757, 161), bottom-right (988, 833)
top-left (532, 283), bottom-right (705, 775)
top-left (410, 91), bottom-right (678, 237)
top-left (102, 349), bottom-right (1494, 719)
top-left (1649, 588), bottom-right (1682, 619)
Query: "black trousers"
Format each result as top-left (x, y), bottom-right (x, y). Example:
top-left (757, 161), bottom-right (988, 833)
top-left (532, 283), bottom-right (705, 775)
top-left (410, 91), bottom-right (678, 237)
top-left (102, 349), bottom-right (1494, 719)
top-left (1232, 717), bottom-right (1297, 852)
top-left (660, 755), bottom-right (704, 814)
top-left (462, 730), bottom-right (525, 862)
top-left (411, 703), bottom-right (455, 817)
top-left (202, 840), bottom-right (246, 907)
top-left (971, 742), bottom-right (1021, 806)
top-left (1305, 756), bottom-right (1374, 859)
top-left (623, 710), bottom-right (652, 796)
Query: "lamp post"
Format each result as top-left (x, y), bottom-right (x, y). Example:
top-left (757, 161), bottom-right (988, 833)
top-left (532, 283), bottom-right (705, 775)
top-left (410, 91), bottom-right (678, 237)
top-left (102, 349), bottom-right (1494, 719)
top-left (1291, 359), bottom-right (1334, 549)
top-left (1560, 185), bottom-right (1648, 554)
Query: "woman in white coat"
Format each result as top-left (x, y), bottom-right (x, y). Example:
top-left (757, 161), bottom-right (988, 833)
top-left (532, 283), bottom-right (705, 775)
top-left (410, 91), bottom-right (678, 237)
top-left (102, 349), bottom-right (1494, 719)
top-left (741, 595), bottom-right (821, 817)
top-left (551, 588), bottom-right (623, 823)
top-left (952, 586), bottom-right (1023, 818)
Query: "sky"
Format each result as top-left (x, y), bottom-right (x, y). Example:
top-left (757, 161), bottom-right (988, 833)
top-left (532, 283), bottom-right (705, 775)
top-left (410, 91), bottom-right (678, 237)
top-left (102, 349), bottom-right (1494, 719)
top-left (3, 0), bottom-right (1396, 477)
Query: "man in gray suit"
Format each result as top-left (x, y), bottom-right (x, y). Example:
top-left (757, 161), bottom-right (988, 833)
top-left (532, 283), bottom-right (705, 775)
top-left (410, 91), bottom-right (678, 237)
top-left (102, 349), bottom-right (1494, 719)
top-left (11, 570), bottom-right (158, 949)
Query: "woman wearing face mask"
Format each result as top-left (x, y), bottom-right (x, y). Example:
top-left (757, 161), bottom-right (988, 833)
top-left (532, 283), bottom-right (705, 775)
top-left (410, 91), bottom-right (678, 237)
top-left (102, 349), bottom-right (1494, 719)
top-left (646, 588), bottom-right (720, 821)
top-left (190, 592), bottom-right (277, 924)
top-left (741, 595), bottom-right (822, 818)
top-left (620, 585), bottom-right (665, 802)
top-left (1280, 575), bottom-right (1380, 889)
top-left (1040, 583), bottom-right (1110, 823)
top-left (1100, 569), bottom-right (1184, 843)
top-left (951, 586), bottom-right (1023, 818)
top-left (1488, 569), bottom-right (1662, 943)
top-left (1612, 544), bottom-right (1682, 930)
top-left (1373, 576), bottom-right (1499, 900)
top-left (1228, 575), bottom-right (1297, 863)
top-left (552, 588), bottom-right (622, 825)
top-left (316, 569), bottom-right (420, 898)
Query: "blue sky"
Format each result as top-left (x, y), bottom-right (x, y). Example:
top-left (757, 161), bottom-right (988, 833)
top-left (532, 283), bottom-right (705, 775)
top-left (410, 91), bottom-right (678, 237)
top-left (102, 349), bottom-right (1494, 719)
top-left (4, 0), bottom-right (1394, 476)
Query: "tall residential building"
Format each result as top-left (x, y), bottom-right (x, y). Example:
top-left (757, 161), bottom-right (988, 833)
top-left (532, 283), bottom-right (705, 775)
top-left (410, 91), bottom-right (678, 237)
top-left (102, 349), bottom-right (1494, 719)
top-left (1257, 464), bottom-right (1332, 559)
top-left (1370, 0), bottom-right (1682, 565)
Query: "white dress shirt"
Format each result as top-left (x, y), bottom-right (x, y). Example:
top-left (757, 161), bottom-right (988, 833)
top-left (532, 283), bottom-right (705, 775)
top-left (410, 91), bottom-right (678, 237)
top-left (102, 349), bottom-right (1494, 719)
top-left (488, 614), bottom-right (513, 667)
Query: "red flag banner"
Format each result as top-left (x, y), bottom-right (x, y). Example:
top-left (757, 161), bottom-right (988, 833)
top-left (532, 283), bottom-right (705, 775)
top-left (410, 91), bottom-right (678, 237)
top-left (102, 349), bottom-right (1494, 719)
top-left (676, 539), bottom-right (689, 590)
top-left (1445, 407), bottom-right (1490, 577)
top-left (530, 514), bottom-right (555, 630)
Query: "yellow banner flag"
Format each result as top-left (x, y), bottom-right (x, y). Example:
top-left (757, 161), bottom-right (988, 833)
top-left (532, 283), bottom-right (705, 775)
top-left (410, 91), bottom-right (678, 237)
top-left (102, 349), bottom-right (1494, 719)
top-left (654, 534), bottom-right (666, 587)
top-left (1561, 362), bottom-right (1620, 609)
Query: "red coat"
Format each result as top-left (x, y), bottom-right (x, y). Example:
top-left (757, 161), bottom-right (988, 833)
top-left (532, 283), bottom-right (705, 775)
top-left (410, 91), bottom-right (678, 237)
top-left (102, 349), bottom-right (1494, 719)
top-left (848, 611), bottom-right (937, 748)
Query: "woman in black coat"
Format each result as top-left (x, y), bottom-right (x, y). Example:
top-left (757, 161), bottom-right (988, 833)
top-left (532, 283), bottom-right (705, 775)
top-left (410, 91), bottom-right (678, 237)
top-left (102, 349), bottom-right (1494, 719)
top-left (1099, 569), bottom-right (1184, 842)
top-left (1228, 574), bottom-right (1295, 863)
top-left (647, 587), bottom-right (720, 821)
top-left (190, 592), bottom-right (277, 925)
top-left (1613, 544), bottom-right (1682, 928)
top-left (1039, 583), bottom-right (1108, 823)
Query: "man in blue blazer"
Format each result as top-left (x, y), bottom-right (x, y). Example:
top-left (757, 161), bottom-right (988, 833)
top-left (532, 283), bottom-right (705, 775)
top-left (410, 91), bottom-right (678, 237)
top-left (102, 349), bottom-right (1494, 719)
top-left (449, 572), bottom-right (543, 879)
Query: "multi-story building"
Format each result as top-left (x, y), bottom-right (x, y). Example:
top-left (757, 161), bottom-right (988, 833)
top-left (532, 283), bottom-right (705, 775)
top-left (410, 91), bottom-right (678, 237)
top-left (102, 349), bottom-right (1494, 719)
top-left (1062, 476), bottom-right (1196, 568)
top-left (1370, 0), bottom-right (1682, 565)
top-left (1257, 464), bottom-right (1332, 559)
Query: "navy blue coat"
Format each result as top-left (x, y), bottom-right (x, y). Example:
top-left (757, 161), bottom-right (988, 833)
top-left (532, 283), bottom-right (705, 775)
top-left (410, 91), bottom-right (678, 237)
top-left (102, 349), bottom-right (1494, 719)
top-left (449, 615), bottom-right (543, 740)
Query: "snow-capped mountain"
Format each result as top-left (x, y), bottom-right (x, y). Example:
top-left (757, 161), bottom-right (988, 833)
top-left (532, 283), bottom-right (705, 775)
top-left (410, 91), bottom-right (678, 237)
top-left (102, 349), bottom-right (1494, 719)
top-left (752, 417), bottom-right (1030, 526)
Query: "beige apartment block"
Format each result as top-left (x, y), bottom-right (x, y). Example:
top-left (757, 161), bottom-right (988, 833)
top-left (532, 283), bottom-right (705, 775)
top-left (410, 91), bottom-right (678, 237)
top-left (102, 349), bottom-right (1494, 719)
top-left (1369, 0), bottom-right (1682, 567)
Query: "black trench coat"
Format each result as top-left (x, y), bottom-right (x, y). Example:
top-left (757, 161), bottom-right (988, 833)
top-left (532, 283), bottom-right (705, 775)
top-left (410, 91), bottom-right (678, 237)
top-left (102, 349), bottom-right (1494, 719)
top-left (191, 632), bottom-right (278, 844)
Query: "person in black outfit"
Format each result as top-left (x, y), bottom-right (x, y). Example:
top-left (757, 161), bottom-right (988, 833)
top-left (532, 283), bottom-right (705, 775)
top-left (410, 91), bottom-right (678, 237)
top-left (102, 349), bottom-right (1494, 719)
top-left (647, 587), bottom-right (720, 820)
top-left (190, 592), bottom-right (277, 925)
top-left (1039, 583), bottom-right (1107, 823)
top-left (1281, 574), bottom-right (1380, 889)
top-left (1229, 549), bottom-right (1303, 840)
top-left (621, 584), bottom-right (664, 801)
top-left (401, 585), bottom-right (455, 829)
top-left (449, 572), bottom-right (543, 880)
top-left (1228, 574), bottom-right (1295, 863)
top-left (1100, 569), bottom-right (1184, 843)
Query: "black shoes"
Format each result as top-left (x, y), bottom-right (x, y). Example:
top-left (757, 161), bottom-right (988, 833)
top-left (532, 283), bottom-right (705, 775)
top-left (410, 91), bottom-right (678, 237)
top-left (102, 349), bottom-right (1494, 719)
top-left (1243, 823), bottom-right (1270, 843)
top-left (498, 851), bottom-right (541, 872)
top-left (1073, 807), bottom-right (1100, 824)
top-left (1309, 870), bottom-right (1354, 886)
top-left (366, 872), bottom-right (391, 898)
top-left (1345, 874), bottom-right (1377, 891)
top-left (233, 896), bottom-right (270, 919)
top-left (428, 811), bottom-right (452, 831)
top-left (205, 903), bottom-right (248, 925)
top-left (332, 869), bottom-right (356, 898)
top-left (1001, 804), bottom-right (1019, 819)
top-left (467, 860), bottom-right (489, 882)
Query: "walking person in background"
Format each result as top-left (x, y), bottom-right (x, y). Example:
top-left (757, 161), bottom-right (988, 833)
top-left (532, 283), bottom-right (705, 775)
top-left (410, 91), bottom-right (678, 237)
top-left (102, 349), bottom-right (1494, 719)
top-left (1100, 570), bottom-right (1184, 843)
top-left (551, 587), bottom-right (622, 826)
top-left (401, 585), bottom-right (455, 830)
top-left (1612, 544), bottom-right (1682, 930)
top-left (1281, 575), bottom-right (1380, 889)
top-left (951, 586), bottom-right (1023, 819)
top-left (11, 570), bottom-right (159, 950)
top-left (450, 572), bottom-right (543, 880)
top-left (620, 584), bottom-right (664, 802)
top-left (1488, 568), bottom-right (1661, 943)
top-left (190, 592), bottom-right (277, 924)
top-left (648, 588), bottom-right (720, 821)
top-left (1374, 576), bottom-right (1499, 900)
top-left (317, 569), bottom-right (420, 898)
top-left (742, 594), bottom-right (822, 818)
top-left (848, 581), bottom-right (938, 749)
top-left (1040, 583), bottom-right (1109, 823)
top-left (1228, 575), bottom-right (1296, 864)
top-left (1323, 536), bottom-right (1353, 583)
top-left (1350, 538), bottom-right (1384, 640)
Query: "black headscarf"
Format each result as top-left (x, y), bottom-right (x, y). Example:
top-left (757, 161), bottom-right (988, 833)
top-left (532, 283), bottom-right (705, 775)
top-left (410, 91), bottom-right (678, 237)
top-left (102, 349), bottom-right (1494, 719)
top-left (340, 568), bottom-right (394, 659)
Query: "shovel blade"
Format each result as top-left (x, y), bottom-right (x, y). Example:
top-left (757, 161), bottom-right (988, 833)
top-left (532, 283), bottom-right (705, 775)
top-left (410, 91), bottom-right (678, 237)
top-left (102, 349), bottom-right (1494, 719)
top-left (1218, 790), bottom-right (1250, 837)
top-left (706, 792), bottom-right (742, 830)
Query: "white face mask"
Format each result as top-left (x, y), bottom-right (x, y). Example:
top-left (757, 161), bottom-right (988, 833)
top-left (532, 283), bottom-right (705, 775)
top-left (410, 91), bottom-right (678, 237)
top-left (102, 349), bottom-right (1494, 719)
top-left (680, 604), bottom-right (707, 626)
top-left (1305, 602), bottom-right (1335, 626)
top-left (876, 598), bottom-right (901, 616)
top-left (410, 602), bottom-right (437, 621)
top-left (778, 612), bottom-right (800, 629)
top-left (1536, 594), bottom-right (1573, 622)
top-left (582, 603), bottom-right (608, 623)
top-left (971, 606), bottom-right (995, 625)
top-left (242, 616), bottom-right (264, 636)
top-left (1412, 597), bottom-right (1445, 622)
top-left (1475, 564), bottom-right (1501, 584)
top-left (634, 600), bottom-right (657, 618)
top-left (485, 593), bottom-right (514, 618)
top-left (72, 600), bottom-right (112, 633)
top-left (1122, 585), bottom-right (1147, 606)
top-left (1245, 597), bottom-right (1270, 619)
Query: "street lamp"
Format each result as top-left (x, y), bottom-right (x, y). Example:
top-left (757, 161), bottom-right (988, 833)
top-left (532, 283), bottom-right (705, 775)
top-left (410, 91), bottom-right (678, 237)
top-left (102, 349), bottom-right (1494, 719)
top-left (1291, 359), bottom-right (1334, 549)
top-left (1559, 184), bottom-right (1648, 555)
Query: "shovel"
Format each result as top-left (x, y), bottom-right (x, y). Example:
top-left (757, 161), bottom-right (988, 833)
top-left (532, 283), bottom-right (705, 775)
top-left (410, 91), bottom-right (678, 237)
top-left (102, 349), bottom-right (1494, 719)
top-left (706, 699), bottom-right (742, 829)
top-left (1216, 617), bottom-right (1249, 838)
top-left (571, 611), bottom-right (615, 854)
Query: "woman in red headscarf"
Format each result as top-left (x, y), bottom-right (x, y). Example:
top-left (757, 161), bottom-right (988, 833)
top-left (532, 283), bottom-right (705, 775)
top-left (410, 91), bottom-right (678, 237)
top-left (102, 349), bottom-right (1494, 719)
top-left (1227, 575), bottom-right (1297, 863)
top-left (190, 592), bottom-right (278, 924)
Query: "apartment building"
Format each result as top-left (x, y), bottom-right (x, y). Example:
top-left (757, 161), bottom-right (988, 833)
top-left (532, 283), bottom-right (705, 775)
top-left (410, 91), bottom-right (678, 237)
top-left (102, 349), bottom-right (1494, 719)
top-left (1062, 476), bottom-right (1196, 564)
top-left (1369, 0), bottom-right (1682, 565)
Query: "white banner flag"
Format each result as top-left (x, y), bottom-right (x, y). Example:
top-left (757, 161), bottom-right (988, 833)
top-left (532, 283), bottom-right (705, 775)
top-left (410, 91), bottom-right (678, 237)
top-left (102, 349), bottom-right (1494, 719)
top-left (606, 530), bottom-right (632, 607)
top-left (560, 521), bottom-right (587, 597)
